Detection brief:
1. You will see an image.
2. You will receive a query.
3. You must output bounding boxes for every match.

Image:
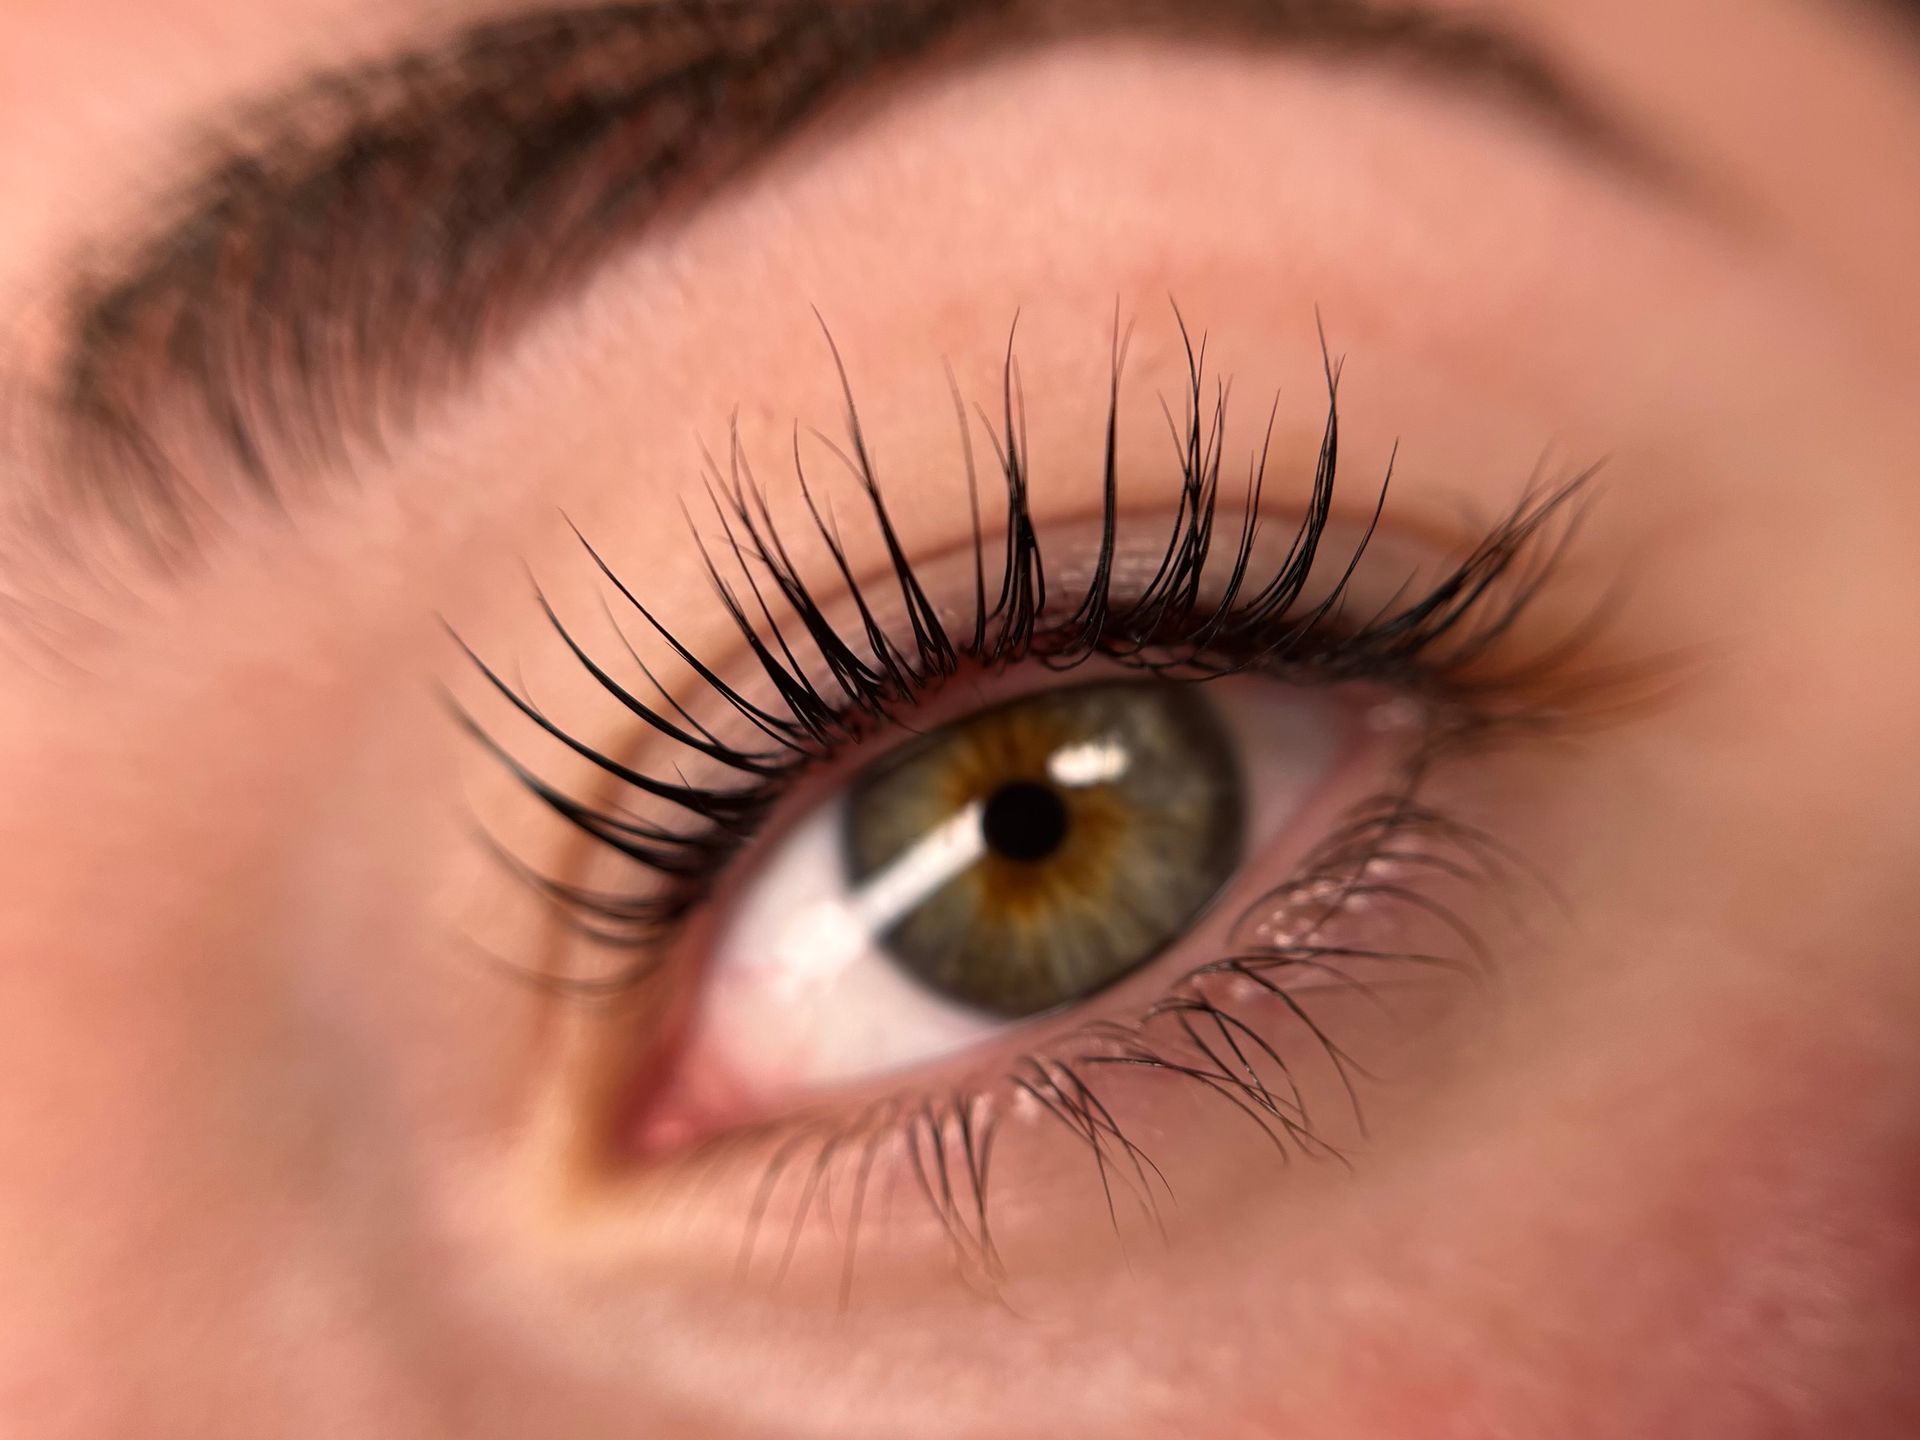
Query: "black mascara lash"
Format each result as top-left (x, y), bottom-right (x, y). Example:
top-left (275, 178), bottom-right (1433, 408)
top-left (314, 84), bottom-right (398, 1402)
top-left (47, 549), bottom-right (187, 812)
top-left (454, 324), bottom-right (1584, 981)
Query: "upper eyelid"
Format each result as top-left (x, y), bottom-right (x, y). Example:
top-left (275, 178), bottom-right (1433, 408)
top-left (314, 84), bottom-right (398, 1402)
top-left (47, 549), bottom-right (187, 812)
top-left (50, 0), bottom-right (1648, 568)
top-left (456, 333), bottom-right (1597, 995)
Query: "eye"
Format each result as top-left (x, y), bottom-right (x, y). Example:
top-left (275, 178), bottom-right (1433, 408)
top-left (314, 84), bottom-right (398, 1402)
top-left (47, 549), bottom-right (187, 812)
top-left (641, 674), bottom-right (1348, 1139)
top-left (461, 325), bottom-right (1587, 1260)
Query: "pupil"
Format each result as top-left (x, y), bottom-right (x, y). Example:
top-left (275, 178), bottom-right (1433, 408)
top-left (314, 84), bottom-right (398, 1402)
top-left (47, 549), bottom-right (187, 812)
top-left (981, 780), bottom-right (1070, 864)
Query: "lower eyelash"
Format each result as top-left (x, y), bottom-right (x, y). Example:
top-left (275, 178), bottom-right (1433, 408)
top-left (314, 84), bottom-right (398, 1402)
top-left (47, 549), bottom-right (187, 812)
top-left (712, 740), bottom-right (1520, 1304)
top-left (453, 316), bottom-right (1594, 990)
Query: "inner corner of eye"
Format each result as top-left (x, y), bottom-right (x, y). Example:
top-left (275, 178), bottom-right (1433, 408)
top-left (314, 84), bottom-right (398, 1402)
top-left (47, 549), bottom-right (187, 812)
top-left (617, 672), bottom-right (1363, 1160)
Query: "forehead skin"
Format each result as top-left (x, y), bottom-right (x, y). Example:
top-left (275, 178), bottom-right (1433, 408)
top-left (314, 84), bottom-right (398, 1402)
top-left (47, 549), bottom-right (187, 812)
top-left (0, 0), bottom-right (1916, 584)
top-left (0, 2), bottom-right (1918, 1438)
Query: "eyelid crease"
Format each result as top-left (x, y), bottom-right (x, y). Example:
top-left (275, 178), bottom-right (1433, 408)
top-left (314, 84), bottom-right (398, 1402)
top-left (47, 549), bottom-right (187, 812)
top-left (49, 0), bottom-right (1648, 563)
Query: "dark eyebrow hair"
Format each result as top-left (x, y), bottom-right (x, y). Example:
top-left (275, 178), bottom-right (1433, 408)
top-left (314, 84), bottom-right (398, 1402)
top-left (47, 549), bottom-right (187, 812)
top-left (54, 0), bottom-right (1637, 552)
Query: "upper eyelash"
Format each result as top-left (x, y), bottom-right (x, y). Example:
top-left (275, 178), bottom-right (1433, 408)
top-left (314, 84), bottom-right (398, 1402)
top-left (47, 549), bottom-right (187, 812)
top-left (452, 318), bottom-right (1591, 983)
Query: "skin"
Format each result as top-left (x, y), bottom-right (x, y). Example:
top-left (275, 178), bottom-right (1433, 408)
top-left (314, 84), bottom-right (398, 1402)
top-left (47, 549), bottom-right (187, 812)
top-left (2, 0), bottom-right (1919, 1436)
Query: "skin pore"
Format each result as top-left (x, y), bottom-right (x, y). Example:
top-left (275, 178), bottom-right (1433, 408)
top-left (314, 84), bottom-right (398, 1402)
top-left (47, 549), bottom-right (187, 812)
top-left (2, 1), bottom-right (1919, 1436)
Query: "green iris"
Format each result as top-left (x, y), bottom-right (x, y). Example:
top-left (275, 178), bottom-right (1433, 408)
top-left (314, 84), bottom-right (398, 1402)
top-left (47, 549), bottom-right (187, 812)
top-left (843, 679), bottom-right (1246, 1018)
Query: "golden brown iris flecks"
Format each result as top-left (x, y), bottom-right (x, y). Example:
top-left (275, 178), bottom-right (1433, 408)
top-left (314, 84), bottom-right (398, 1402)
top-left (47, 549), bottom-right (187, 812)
top-left (844, 680), bottom-right (1245, 1018)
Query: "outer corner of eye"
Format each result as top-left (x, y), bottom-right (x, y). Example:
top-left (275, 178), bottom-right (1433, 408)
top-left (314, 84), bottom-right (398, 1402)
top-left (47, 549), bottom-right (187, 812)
top-left (613, 670), bottom-right (1373, 1162)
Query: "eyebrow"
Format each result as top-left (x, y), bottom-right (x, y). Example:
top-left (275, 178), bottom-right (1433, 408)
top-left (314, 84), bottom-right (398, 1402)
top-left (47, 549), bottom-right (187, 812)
top-left (56, 0), bottom-right (1636, 550)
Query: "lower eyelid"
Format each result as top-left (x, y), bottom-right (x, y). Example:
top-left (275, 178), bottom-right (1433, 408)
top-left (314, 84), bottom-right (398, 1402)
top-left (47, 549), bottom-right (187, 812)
top-left (551, 718), bottom-right (1509, 1302)
top-left (573, 685), bottom-right (1469, 1211)
top-left (492, 684), bottom-right (1565, 1307)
